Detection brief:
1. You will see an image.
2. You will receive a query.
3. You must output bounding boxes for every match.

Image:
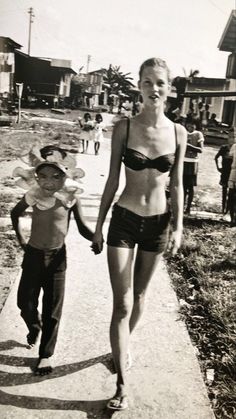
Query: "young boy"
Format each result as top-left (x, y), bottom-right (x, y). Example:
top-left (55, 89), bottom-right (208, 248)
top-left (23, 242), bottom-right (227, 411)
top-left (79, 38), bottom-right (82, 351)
top-left (183, 122), bottom-right (204, 214)
top-left (11, 147), bottom-right (94, 375)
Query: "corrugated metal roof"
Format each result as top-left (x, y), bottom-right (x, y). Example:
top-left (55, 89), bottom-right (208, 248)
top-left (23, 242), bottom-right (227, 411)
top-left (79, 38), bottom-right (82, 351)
top-left (38, 57), bottom-right (76, 73)
top-left (218, 10), bottom-right (236, 52)
top-left (183, 90), bottom-right (236, 97)
top-left (0, 36), bottom-right (22, 51)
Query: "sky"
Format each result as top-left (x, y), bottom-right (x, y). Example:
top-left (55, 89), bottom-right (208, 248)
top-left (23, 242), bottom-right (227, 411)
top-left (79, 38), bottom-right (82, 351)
top-left (0, 0), bottom-right (235, 84)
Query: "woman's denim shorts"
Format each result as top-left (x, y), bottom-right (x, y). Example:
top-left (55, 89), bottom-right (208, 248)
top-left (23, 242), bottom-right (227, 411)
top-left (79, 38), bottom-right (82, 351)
top-left (107, 203), bottom-right (170, 252)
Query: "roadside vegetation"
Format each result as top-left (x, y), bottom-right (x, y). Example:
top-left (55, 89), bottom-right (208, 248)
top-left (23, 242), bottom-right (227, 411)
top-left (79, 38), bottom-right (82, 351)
top-left (167, 217), bottom-right (236, 419)
top-left (0, 113), bottom-right (235, 417)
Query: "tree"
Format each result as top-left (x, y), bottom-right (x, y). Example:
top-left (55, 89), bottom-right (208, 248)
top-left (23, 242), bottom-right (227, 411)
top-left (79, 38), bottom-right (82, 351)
top-left (182, 68), bottom-right (200, 79)
top-left (70, 74), bottom-right (89, 107)
top-left (103, 64), bottom-right (135, 96)
top-left (172, 68), bottom-right (200, 103)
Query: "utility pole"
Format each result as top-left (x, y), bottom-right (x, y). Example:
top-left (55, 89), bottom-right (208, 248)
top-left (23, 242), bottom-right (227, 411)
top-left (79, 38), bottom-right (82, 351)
top-left (28, 7), bottom-right (35, 56)
top-left (86, 55), bottom-right (91, 73)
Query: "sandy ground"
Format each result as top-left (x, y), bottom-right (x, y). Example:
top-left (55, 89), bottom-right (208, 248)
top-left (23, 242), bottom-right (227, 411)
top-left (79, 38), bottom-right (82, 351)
top-left (0, 132), bottom-right (215, 417)
top-left (0, 111), bottom-right (223, 313)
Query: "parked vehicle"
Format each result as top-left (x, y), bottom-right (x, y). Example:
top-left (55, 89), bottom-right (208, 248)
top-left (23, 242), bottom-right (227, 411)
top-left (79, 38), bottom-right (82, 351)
top-left (202, 123), bottom-right (229, 145)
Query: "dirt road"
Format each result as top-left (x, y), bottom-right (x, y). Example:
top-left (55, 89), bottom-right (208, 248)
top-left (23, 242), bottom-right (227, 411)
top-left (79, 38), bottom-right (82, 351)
top-left (0, 142), bottom-right (215, 418)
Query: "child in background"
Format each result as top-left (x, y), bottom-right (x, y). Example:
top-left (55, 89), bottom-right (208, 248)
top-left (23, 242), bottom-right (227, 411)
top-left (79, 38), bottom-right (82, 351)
top-left (79, 112), bottom-right (94, 153)
top-left (214, 140), bottom-right (232, 214)
top-left (227, 127), bottom-right (236, 227)
top-left (183, 122), bottom-right (204, 214)
top-left (11, 145), bottom-right (95, 375)
top-left (92, 113), bottom-right (107, 155)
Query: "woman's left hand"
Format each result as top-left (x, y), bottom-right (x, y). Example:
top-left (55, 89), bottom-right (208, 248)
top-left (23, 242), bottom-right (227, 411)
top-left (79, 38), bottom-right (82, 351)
top-left (167, 229), bottom-right (182, 256)
top-left (91, 231), bottom-right (104, 255)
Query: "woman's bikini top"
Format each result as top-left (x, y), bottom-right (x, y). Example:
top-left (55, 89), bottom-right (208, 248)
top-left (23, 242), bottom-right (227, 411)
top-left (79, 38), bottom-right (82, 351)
top-left (122, 118), bottom-right (177, 172)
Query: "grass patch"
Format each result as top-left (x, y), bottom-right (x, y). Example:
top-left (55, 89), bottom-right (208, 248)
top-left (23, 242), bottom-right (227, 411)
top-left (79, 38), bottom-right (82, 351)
top-left (167, 218), bottom-right (236, 419)
top-left (0, 225), bottom-right (22, 312)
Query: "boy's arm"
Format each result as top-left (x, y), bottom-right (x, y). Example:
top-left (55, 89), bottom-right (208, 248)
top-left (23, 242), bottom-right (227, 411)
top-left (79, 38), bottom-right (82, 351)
top-left (10, 196), bottom-right (29, 250)
top-left (70, 197), bottom-right (94, 241)
top-left (186, 142), bottom-right (203, 153)
top-left (187, 131), bottom-right (204, 154)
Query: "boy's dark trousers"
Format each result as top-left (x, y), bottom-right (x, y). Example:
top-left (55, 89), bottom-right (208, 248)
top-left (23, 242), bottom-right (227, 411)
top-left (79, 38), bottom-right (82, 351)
top-left (17, 244), bottom-right (66, 358)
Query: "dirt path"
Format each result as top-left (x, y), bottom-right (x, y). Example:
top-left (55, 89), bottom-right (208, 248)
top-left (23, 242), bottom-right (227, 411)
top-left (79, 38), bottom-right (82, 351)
top-left (0, 136), bottom-right (218, 418)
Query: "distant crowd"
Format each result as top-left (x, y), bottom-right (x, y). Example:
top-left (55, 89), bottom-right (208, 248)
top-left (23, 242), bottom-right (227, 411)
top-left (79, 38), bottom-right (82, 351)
top-left (166, 100), bottom-right (236, 226)
top-left (166, 100), bottom-right (221, 130)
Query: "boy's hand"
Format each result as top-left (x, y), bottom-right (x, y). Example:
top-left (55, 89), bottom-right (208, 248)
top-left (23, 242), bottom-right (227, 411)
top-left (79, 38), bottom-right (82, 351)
top-left (91, 232), bottom-right (104, 255)
top-left (91, 243), bottom-right (101, 255)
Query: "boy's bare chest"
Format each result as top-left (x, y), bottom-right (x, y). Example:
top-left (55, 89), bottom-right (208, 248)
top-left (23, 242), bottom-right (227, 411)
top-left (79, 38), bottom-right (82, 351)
top-left (32, 203), bottom-right (69, 226)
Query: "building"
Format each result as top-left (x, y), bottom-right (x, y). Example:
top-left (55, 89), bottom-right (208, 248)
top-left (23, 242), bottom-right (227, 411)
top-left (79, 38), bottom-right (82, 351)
top-left (0, 37), bottom-right (21, 97)
top-left (182, 77), bottom-right (227, 121)
top-left (84, 69), bottom-right (105, 107)
top-left (0, 36), bottom-right (76, 107)
top-left (15, 51), bottom-right (76, 106)
top-left (218, 9), bottom-right (236, 126)
top-left (181, 10), bottom-right (236, 127)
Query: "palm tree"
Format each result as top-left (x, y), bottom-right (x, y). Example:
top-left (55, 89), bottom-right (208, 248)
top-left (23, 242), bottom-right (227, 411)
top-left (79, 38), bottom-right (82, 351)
top-left (103, 64), bottom-right (135, 96)
top-left (102, 64), bottom-right (135, 112)
top-left (70, 73), bottom-right (89, 107)
top-left (182, 68), bottom-right (200, 79)
top-left (172, 68), bottom-right (200, 102)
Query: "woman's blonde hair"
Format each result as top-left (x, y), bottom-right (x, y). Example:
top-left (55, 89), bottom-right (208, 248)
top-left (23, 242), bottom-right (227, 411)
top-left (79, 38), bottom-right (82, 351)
top-left (139, 58), bottom-right (172, 83)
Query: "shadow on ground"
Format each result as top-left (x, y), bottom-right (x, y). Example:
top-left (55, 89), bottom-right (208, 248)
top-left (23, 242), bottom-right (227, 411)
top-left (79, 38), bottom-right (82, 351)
top-left (0, 340), bottom-right (116, 419)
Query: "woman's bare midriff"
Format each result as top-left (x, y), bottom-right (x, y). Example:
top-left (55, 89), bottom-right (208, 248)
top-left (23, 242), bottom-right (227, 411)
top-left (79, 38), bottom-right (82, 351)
top-left (117, 168), bottom-right (169, 216)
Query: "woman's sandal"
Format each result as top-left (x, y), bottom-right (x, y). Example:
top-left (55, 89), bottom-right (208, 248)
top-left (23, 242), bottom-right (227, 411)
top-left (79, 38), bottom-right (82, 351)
top-left (107, 394), bottom-right (128, 411)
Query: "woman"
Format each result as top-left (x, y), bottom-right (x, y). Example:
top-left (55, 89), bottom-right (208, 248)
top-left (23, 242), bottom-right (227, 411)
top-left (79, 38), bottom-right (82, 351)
top-left (92, 57), bottom-right (187, 410)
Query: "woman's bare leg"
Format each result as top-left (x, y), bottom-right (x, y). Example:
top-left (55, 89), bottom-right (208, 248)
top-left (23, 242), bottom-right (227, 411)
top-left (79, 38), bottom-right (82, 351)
top-left (107, 246), bottom-right (134, 398)
top-left (129, 249), bottom-right (163, 334)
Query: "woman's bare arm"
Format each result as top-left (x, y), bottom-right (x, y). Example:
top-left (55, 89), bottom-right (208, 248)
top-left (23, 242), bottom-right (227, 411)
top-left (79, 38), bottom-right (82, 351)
top-left (92, 119), bottom-right (127, 251)
top-left (168, 123), bottom-right (187, 254)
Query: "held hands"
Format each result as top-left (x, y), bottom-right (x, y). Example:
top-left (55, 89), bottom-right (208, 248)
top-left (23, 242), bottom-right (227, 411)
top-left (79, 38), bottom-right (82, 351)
top-left (91, 231), bottom-right (104, 255)
top-left (20, 241), bottom-right (28, 251)
top-left (167, 229), bottom-right (182, 256)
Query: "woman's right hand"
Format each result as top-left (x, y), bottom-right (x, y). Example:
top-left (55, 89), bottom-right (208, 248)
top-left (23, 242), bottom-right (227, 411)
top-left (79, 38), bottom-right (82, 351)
top-left (91, 231), bottom-right (104, 255)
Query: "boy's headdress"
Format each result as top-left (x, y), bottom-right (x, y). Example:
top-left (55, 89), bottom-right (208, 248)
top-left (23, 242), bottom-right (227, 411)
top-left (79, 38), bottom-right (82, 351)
top-left (12, 144), bottom-right (85, 210)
